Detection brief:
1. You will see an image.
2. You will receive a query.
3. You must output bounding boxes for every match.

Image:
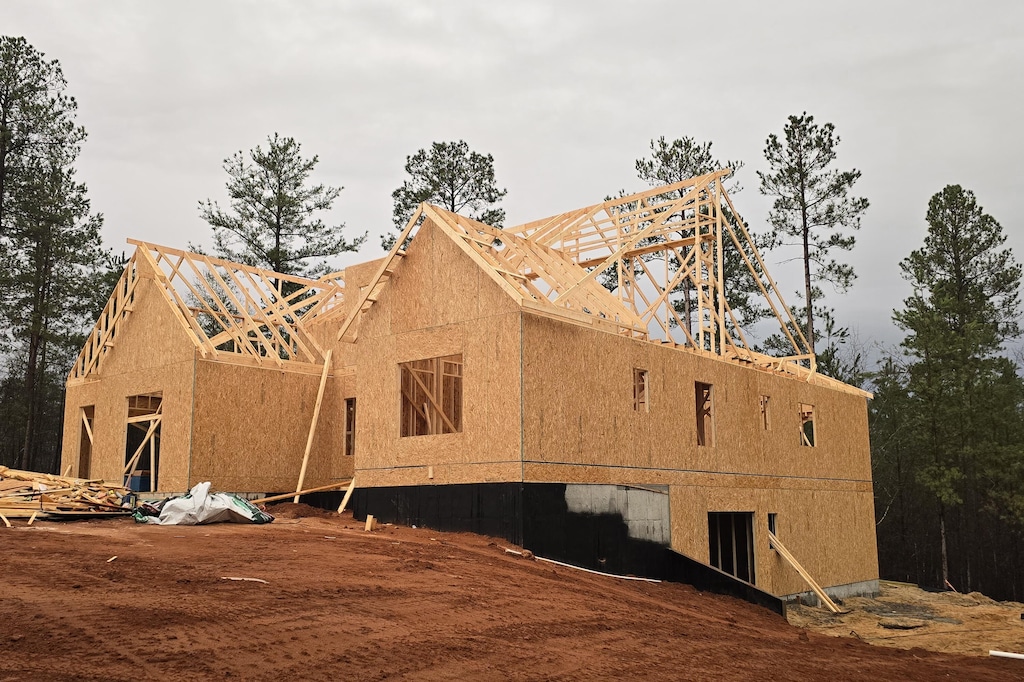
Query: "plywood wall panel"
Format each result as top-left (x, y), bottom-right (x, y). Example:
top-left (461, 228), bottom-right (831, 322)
top-left (61, 275), bottom-right (199, 491)
top-left (351, 220), bottom-right (522, 487)
top-left (188, 361), bottom-right (346, 492)
top-left (61, 360), bottom-right (195, 491)
top-left (668, 483), bottom-right (878, 596)
top-left (520, 312), bottom-right (878, 594)
top-left (521, 313), bottom-right (872, 482)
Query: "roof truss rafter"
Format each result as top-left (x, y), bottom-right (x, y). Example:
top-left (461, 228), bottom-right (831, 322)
top-left (70, 241), bottom-right (346, 382)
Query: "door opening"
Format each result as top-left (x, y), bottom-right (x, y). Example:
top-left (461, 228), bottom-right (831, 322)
top-left (124, 393), bottom-right (162, 492)
top-left (79, 406), bottom-right (95, 478)
top-left (708, 511), bottom-right (756, 584)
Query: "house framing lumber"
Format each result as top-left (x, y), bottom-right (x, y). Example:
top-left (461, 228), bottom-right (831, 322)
top-left (337, 170), bottom-right (868, 397)
top-left (70, 241), bottom-right (347, 384)
top-left (61, 171), bottom-right (877, 607)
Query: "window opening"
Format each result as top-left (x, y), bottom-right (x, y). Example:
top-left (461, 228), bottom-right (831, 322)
top-left (633, 369), bottom-right (649, 412)
top-left (695, 382), bottom-right (714, 446)
top-left (344, 397), bottom-right (356, 456)
top-left (400, 354), bottom-right (463, 437)
top-left (79, 406), bottom-right (95, 479)
top-left (800, 403), bottom-right (816, 447)
top-left (124, 393), bottom-right (162, 492)
top-left (708, 511), bottom-right (755, 584)
top-left (759, 395), bottom-right (770, 430)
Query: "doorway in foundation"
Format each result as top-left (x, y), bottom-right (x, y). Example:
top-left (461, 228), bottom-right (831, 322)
top-left (124, 393), bottom-right (162, 492)
top-left (708, 511), bottom-right (756, 584)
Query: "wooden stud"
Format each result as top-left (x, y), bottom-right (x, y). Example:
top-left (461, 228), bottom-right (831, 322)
top-left (294, 349), bottom-right (333, 503)
top-left (337, 477), bottom-right (357, 513)
top-left (768, 531), bottom-right (841, 613)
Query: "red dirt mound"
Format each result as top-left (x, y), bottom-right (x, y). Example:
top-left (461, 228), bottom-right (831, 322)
top-left (0, 515), bottom-right (1020, 681)
top-left (264, 501), bottom-right (340, 519)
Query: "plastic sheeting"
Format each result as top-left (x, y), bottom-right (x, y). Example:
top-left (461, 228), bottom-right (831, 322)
top-left (133, 482), bottom-right (274, 525)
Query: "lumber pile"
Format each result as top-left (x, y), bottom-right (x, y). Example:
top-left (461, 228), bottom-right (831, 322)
top-left (0, 466), bottom-right (131, 523)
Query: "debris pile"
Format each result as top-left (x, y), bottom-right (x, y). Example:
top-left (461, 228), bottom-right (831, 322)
top-left (0, 466), bottom-right (131, 523)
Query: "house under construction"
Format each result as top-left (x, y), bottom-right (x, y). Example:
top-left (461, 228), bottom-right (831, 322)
top-left (62, 171), bottom-right (878, 610)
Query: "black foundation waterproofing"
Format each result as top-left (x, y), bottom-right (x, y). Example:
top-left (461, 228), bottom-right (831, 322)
top-left (350, 482), bottom-right (785, 616)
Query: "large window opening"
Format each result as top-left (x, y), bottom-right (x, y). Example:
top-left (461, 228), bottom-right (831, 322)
top-left (400, 354), bottom-right (463, 437)
top-left (800, 403), bottom-right (816, 447)
top-left (344, 397), bottom-right (356, 456)
top-left (708, 511), bottom-right (755, 584)
top-left (79, 406), bottom-right (95, 479)
top-left (124, 393), bottom-right (162, 492)
top-left (633, 369), bottom-right (649, 412)
top-left (695, 382), bottom-right (714, 446)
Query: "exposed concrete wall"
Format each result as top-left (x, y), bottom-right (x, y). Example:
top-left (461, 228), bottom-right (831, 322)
top-left (564, 484), bottom-right (670, 545)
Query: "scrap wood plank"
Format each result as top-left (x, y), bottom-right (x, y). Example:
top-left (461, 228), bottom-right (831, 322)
top-left (767, 531), bottom-right (841, 613)
top-left (249, 480), bottom-right (353, 506)
top-left (337, 477), bottom-right (356, 514)
top-left (0, 509), bottom-right (50, 519)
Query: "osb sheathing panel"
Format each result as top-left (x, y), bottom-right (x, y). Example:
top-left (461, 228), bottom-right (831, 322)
top-left (667, 483), bottom-right (878, 595)
top-left (521, 313), bottom-right (872, 482)
top-left (520, 312), bottom-right (877, 592)
top-left (308, 257), bottom-right (386, 365)
top-left (521, 462), bottom-right (877, 593)
top-left (188, 360), bottom-right (347, 492)
top-left (331, 371), bottom-right (357, 480)
top-left (352, 219), bottom-right (522, 487)
top-left (60, 276), bottom-right (197, 491)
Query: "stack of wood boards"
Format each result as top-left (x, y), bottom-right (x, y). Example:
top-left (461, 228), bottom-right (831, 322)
top-left (0, 466), bottom-right (131, 522)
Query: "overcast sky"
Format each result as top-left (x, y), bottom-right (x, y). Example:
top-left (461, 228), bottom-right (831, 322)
top-left (4, 0), bottom-right (1023, 358)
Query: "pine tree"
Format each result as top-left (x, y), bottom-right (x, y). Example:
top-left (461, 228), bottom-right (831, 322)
top-left (886, 184), bottom-right (1024, 595)
top-left (757, 113), bottom-right (868, 352)
top-left (385, 140), bottom-right (506, 249)
top-left (0, 37), bottom-right (109, 471)
top-left (630, 136), bottom-right (767, 336)
top-left (198, 133), bottom-right (364, 278)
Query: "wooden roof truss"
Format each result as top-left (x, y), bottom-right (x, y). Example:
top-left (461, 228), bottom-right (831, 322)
top-left (501, 170), bottom-right (815, 376)
top-left (330, 172), bottom-right (866, 394)
top-left (70, 241), bottom-right (345, 382)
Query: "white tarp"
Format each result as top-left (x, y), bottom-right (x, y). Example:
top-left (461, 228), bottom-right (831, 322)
top-left (133, 482), bottom-right (274, 525)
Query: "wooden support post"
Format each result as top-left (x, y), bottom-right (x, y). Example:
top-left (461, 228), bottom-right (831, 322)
top-left (294, 349), bottom-right (332, 503)
top-left (149, 432), bottom-right (157, 493)
top-left (337, 477), bottom-right (356, 514)
top-left (768, 531), bottom-right (841, 613)
top-left (364, 514), bottom-right (376, 532)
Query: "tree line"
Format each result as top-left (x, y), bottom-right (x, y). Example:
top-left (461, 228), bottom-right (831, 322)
top-left (2, 35), bottom-right (1022, 601)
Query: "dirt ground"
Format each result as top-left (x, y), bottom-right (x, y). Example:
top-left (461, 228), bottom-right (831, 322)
top-left (1, 505), bottom-right (1021, 681)
top-left (789, 580), bottom-right (1024, 657)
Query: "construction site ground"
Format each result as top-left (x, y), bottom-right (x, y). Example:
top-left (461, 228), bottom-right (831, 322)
top-left (789, 579), bottom-right (1024, 658)
top-left (1, 504), bottom-right (1020, 681)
